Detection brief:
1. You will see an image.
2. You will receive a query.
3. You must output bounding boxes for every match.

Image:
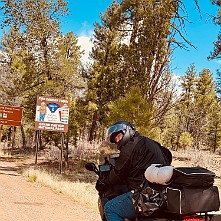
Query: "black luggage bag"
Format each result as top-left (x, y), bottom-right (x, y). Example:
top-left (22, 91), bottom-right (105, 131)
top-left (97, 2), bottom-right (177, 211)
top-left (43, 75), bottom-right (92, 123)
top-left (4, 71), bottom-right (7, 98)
top-left (171, 167), bottom-right (216, 188)
top-left (143, 165), bottom-right (220, 216)
top-left (165, 166), bottom-right (220, 215)
top-left (166, 185), bottom-right (220, 214)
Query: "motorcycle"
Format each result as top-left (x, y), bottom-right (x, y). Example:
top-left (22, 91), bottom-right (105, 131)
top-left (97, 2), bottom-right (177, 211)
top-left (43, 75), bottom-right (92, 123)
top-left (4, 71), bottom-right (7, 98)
top-left (85, 153), bottom-right (221, 221)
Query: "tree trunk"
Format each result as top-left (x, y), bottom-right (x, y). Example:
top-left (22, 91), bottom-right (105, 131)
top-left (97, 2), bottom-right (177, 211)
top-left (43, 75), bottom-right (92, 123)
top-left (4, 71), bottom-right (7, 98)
top-left (20, 125), bottom-right (26, 149)
top-left (11, 126), bottom-right (16, 149)
top-left (213, 123), bottom-right (218, 153)
top-left (88, 111), bottom-right (97, 142)
top-left (8, 127), bottom-right (12, 141)
top-left (39, 130), bottom-right (43, 150)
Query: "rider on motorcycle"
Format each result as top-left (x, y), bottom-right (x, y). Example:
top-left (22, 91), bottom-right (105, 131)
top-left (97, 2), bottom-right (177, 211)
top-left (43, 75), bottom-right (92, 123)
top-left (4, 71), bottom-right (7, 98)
top-left (96, 120), bottom-right (171, 221)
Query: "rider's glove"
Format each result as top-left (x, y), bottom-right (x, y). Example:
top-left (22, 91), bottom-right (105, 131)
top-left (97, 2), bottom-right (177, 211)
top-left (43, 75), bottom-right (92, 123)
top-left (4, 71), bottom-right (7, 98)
top-left (95, 179), bottom-right (108, 193)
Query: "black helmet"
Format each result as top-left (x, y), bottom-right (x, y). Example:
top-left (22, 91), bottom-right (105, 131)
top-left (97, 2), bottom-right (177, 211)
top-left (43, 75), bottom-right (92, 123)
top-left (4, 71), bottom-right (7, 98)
top-left (107, 120), bottom-right (136, 149)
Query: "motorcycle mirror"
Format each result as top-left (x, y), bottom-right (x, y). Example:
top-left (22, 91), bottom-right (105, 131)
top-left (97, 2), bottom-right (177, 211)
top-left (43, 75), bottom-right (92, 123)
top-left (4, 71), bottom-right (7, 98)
top-left (85, 163), bottom-right (99, 174)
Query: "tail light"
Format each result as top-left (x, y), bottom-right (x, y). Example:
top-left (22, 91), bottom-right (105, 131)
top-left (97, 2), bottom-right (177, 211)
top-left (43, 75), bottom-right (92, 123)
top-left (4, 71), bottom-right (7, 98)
top-left (182, 215), bottom-right (203, 221)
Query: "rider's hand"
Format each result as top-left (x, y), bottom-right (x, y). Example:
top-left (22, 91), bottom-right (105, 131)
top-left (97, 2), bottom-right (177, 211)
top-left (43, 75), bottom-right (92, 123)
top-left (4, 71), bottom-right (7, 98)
top-left (96, 179), bottom-right (108, 193)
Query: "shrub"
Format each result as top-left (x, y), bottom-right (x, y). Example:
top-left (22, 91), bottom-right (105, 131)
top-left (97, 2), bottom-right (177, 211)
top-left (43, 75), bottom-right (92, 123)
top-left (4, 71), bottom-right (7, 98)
top-left (179, 132), bottom-right (193, 149)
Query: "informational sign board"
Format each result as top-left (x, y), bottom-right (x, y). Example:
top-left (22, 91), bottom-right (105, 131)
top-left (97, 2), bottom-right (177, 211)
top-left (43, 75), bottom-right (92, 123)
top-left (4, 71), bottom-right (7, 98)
top-left (35, 96), bottom-right (70, 133)
top-left (0, 104), bottom-right (23, 126)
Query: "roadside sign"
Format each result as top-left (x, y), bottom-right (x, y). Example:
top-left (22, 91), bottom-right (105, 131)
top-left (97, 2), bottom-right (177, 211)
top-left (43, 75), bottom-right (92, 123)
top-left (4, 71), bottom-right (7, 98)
top-left (0, 104), bottom-right (23, 126)
top-left (34, 96), bottom-right (70, 133)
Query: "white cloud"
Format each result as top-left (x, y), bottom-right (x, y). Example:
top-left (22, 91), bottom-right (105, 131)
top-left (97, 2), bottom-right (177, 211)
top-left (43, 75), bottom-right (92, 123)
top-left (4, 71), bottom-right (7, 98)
top-left (77, 35), bottom-right (93, 64)
top-left (171, 74), bottom-right (183, 97)
top-left (77, 25), bottom-right (94, 64)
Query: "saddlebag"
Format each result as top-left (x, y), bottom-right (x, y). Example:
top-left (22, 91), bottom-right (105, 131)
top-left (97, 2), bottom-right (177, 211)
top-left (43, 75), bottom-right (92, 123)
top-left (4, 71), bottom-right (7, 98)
top-left (132, 186), bottom-right (165, 217)
top-left (166, 185), bottom-right (220, 214)
top-left (171, 167), bottom-right (215, 188)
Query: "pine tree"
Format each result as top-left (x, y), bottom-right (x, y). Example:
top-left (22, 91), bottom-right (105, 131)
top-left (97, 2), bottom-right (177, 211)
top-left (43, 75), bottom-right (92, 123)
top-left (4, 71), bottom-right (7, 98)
top-left (170, 64), bottom-right (197, 150)
top-left (86, 0), bottom-right (184, 140)
top-left (179, 64), bottom-right (197, 133)
top-left (193, 69), bottom-right (218, 149)
top-left (107, 86), bottom-right (155, 137)
top-left (0, 0), bottom-right (84, 148)
top-left (209, 0), bottom-right (221, 60)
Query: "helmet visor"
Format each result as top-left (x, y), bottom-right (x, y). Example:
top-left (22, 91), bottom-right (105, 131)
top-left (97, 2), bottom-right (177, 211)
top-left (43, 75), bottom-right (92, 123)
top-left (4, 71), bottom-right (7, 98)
top-left (107, 124), bottom-right (127, 143)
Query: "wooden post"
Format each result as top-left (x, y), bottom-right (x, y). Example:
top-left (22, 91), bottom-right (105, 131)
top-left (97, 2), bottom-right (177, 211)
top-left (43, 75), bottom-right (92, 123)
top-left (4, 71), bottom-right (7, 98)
top-left (35, 130), bottom-right (40, 167)
top-left (64, 132), bottom-right (69, 169)
top-left (0, 125), bottom-right (3, 152)
top-left (59, 132), bottom-right (64, 174)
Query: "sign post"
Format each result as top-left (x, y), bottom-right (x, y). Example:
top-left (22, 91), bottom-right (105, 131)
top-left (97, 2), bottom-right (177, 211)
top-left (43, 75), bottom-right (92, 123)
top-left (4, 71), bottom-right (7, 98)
top-left (34, 96), bottom-right (70, 172)
top-left (35, 130), bottom-right (40, 166)
top-left (59, 133), bottom-right (65, 174)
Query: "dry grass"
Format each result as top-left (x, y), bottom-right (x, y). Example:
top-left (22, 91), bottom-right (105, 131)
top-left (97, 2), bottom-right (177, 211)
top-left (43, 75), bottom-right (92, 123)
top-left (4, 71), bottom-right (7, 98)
top-left (22, 167), bottom-right (98, 212)
top-left (172, 149), bottom-right (221, 177)
top-left (19, 140), bottom-right (117, 212)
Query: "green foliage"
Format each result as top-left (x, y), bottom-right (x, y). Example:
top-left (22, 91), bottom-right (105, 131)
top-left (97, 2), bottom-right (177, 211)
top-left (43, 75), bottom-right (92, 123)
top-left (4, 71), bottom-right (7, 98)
top-left (0, 0), bottom-right (85, 148)
top-left (159, 109), bottom-right (180, 150)
top-left (209, 0), bottom-right (221, 60)
top-left (192, 69), bottom-right (218, 148)
top-left (150, 127), bottom-right (165, 144)
top-left (195, 69), bottom-right (217, 110)
top-left (172, 65), bottom-right (219, 150)
top-left (209, 0), bottom-right (221, 96)
top-left (179, 132), bottom-right (193, 149)
top-left (0, 0), bottom-right (220, 153)
top-left (67, 100), bottom-right (83, 145)
top-left (85, 0), bottom-right (180, 139)
top-left (107, 86), bottom-right (155, 137)
top-left (175, 64), bottom-right (197, 134)
top-left (208, 107), bottom-right (221, 152)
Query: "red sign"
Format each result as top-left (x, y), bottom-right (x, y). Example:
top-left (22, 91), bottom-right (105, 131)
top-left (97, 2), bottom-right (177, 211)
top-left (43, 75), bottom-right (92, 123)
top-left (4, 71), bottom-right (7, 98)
top-left (0, 104), bottom-right (23, 126)
top-left (35, 96), bottom-right (70, 133)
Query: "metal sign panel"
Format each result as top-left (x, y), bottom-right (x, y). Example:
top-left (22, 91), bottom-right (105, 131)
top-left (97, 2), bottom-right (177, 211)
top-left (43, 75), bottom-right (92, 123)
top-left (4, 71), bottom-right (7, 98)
top-left (35, 96), bottom-right (70, 133)
top-left (0, 104), bottom-right (23, 126)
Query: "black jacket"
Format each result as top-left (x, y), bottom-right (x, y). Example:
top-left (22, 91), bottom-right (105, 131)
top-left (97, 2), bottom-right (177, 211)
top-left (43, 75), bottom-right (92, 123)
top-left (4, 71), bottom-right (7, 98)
top-left (106, 132), bottom-right (169, 190)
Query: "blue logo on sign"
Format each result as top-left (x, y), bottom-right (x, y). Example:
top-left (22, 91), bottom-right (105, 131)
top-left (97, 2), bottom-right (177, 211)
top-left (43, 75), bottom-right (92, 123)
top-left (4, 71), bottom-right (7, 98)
top-left (47, 103), bottom-right (59, 113)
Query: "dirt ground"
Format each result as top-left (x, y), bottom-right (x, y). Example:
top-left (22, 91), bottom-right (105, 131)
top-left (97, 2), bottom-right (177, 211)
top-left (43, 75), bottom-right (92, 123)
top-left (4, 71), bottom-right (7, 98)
top-left (0, 155), bottom-right (220, 221)
top-left (0, 159), bottom-right (101, 221)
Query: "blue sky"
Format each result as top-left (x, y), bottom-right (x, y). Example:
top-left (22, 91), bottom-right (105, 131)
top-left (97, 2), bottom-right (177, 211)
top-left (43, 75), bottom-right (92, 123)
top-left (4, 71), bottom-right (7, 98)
top-left (60, 0), bottom-right (221, 79)
top-left (170, 1), bottom-right (220, 77)
top-left (61, 0), bottom-right (112, 36)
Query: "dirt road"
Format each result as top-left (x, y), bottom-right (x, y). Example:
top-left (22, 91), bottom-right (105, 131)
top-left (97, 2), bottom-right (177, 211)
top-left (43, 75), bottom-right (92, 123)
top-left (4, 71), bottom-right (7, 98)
top-left (1, 159), bottom-right (220, 221)
top-left (0, 160), bottom-right (100, 221)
